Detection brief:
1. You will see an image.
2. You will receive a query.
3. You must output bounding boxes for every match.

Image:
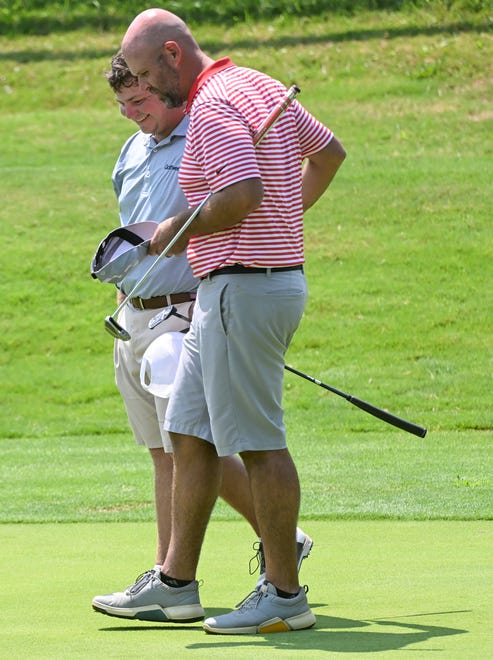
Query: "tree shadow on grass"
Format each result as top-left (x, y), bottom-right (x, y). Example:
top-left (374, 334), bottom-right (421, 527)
top-left (98, 609), bottom-right (468, 653)
top-left (0, 19), bottom-right (490, 64)
top-left (1, 5), bottom-right (491, 36)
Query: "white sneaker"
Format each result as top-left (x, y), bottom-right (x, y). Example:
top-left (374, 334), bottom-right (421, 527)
top-left (250, 528), bottom-right (314, 587)
top-left (296, 527), bottom-right (314, 572)
top-left (92, 570), bottom-right (204, 623)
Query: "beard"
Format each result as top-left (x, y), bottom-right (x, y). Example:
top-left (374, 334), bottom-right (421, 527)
top-left (151, 57), bottom-right (184, 109)
top-left (151, 86), bottom-right (183, 109)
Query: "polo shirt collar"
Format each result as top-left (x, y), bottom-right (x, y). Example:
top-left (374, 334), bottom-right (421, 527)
top-left (185, 57), bottom-right (235, 114)
top-left (144, 115), bottom-right (189, 150)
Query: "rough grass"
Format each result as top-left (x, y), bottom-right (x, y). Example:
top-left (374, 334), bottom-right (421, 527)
top-left (0, 7), bottom-right (491, 522)
top-left (2, 0), bottom-right (489, 35)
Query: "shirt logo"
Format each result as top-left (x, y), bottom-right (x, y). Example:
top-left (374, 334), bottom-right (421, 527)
top-left (164, 164), bottom-right (179, 171)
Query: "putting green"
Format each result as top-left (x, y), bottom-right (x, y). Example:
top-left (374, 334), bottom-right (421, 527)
top-left (1, 521), bottom-right (490, 658)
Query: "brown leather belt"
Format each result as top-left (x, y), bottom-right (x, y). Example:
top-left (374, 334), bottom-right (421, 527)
top-left (129, 292), bottom-right (196, 310)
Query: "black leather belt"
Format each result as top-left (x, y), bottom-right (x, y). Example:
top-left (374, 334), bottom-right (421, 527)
top-left (203, 264), bottom-right (303, 279)
top-left (129, 292), bottom-right (196, 310)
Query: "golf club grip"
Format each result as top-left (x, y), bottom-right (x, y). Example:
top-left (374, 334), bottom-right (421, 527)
top-left (253, 85), bottom-right (301, 146)
top-left (284, 364), bottom-right (427, 438)
top-left (347, 395), bottom-right (427, 438)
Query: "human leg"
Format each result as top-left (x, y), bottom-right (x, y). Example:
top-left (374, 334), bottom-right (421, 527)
top-left (202, 449), bottom-right (316, 635)
top-left (195, 272), bottom-right (315, 632)
top-left (218, 456), bottom-right (313, 591)
top-left (241, 448), bottom-right (300, 592)
top-left (162, 432), bottom-right (221, 580)
top-left (149, 447), bottom-right (173, 565)
top-left (91, 434), bottom-right (213, 623)
top-left (114, 305), bottom-right (186, 566)
top-left (92, 304), bottom-right (197, 620)
top-left (219, 454), bottom-right (259, 536)
top-left (197, 271), bottom-right (308, 590)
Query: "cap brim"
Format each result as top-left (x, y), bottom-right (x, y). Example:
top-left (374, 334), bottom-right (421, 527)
top-left (92, 241), bottom-right (150, 283)
top-left (91, 221), bottom-right (158, 283)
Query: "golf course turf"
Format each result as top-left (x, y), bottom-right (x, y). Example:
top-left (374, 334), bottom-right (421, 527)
top-left (1, 4), bottom-right (491, 657)
top-left (1, 520), bottom-right (491, 657)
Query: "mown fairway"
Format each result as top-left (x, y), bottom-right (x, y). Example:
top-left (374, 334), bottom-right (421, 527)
top-left (0, 520), bottom-right (491, 658)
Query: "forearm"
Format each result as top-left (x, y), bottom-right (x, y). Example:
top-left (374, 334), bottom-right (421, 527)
top-left (184, 177), bottom-right (263, 235)
top-left (149, 177), bottom-right (264, 255)
top-left (302, 136), bottom-right (346, 211)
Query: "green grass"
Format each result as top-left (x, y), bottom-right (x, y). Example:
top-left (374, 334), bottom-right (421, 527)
top-left (1, 520), bottom-right (492, 658)
top-left (1, 6), bottom-right (492, 522)
top-left (2, 1), bottom-right (489, 35)
top-left (0, 7), bottom-right (492, 658)
top-left (0, 431), bottom-right (491, 523)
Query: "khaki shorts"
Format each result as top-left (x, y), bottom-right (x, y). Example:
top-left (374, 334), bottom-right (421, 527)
top-left (114, 301), bottom-right (193, 451)
top-left (165, 270), bottom-right (307, 456)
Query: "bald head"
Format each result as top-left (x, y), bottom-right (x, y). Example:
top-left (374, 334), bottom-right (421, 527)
top-left (123, 9), bottom-right (193, 59)
top-left (121, 8), bottom-right (211, 108)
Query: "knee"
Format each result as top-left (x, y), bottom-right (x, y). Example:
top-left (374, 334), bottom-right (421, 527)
top-left (241, 448), bottom-right (295, 476)
top-left (149, 447), bottom-right (173, 468)
top-left (170, 433), bottom-right (218, 462)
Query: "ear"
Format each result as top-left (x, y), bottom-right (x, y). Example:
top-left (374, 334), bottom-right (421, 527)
top-left (163, 40), bottom-right (181, 64)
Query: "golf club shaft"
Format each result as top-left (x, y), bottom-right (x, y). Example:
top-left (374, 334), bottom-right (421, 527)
top-left (284, 364), bottom-right (427, 438)
top-left (109, 84), bottom-right (301, 324)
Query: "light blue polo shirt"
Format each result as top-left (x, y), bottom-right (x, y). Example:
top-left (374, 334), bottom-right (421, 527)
top-left (112, 115), bottom-right (199, 298)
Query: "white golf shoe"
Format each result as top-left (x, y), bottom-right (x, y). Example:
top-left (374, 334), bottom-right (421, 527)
top-left (92, 570), bottom-right (204, 623)
top-left (204, 581), bottom-right (315, 635)
top-left (251, 527), bottom-right (314, 587)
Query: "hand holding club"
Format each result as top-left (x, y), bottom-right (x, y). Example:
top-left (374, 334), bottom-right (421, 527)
top-left (149, 211), bottom-right (192, 256)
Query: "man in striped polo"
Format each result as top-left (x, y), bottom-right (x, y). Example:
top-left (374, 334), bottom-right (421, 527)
top-left (121, 8), bottom-right (346, 634)
top-left (92, 52), bottom-right (314, 623)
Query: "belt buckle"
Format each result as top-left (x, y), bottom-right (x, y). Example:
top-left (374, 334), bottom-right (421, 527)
top-left (134, 297), bottom-right (145, 310)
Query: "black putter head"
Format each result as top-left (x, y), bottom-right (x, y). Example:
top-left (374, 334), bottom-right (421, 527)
top-left (104, 316), bottom-right (131, 341)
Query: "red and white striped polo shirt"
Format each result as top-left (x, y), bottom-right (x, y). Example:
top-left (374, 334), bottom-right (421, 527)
top-left (179, 59), bottom-right (334, 278)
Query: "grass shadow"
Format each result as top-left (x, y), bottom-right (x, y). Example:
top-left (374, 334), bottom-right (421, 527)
top-left (99, 624), bottom-right (204, 632)
top-left (0, 18), bottom-right (490, 64)
top-left (93, 608), bottom-right (468, 652)
top-left (186, 613), bottom-right (467, 652)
